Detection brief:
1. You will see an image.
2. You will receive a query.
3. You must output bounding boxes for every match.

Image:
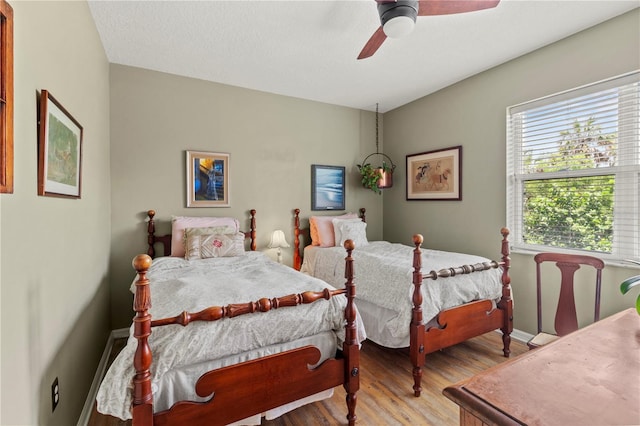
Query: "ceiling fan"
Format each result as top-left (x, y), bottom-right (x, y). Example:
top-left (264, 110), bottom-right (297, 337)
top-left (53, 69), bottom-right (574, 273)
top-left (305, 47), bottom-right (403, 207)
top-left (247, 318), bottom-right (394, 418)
top-left (358, 0), bottom-right (501, 59)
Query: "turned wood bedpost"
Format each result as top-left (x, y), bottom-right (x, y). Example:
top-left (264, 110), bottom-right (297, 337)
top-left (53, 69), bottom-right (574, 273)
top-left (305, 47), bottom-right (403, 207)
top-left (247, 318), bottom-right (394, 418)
top-left (293, 209), bottom-right (302, 271)
top-left (249, 209), bottom-right (257, 251)
top-left (498, 228), bottom-right (513, 358)
top-left (342, 239), bottom-right (359, 426)
top-left (410, 234), bottom-right (426, 397)
top-left (132, 254), bottom-right (153, 426)
top-left (147, 210), bottom-right (157, 258)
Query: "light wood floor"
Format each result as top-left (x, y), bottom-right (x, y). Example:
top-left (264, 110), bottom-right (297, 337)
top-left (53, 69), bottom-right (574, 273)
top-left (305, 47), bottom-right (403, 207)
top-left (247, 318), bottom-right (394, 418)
top-left (89, 333), bottom-right (527, 425)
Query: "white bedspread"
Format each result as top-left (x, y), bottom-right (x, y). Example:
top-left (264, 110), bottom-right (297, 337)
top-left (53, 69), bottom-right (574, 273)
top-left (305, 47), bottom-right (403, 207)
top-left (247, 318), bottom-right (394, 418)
top-left (97, 251), bottom-right (365, 421)
top-left (301, 241), bottom-right (503, 346)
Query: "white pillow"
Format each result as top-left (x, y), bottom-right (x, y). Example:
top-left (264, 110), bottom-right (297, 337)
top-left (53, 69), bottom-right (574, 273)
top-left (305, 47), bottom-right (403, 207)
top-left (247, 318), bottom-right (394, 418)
top-left (332, 218), bottom-right (365, 247)
top-left (310, 213), bottom-right (358, 247)
top-left (334, 220), bottom-right (368, 248)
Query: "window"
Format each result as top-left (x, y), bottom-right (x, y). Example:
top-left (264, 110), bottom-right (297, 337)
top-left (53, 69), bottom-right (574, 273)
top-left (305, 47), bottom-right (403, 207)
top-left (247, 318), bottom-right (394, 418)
top-left (0, 0), bottom-right (13, 194)
top-left (507, 72), bottom-right (640, 264)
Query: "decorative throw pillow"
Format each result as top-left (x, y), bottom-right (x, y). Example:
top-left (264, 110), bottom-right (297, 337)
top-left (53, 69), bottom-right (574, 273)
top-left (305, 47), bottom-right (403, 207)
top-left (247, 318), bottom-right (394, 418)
top-left (309, 213), bottom-right (358, 247)
top-left (183, 226), bottom-right (236, 239)
top-left (334, 220), bottom-right (368, 248)
top-left (184, 231), bottom-right (245, 260)
top-left (170, 216), bottom-right (239, 257)
top-left (332, 218), bottom-right (365, 247)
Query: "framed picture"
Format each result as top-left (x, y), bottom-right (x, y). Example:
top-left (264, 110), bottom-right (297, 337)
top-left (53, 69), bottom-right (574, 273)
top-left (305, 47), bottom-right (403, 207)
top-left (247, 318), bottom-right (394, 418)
top-left (0, 0), bottom-right (13, 194)
top-left (186, 150), bottom-right (230, 207)
top-left (37, 90), bottom-right (83, 198)
top-left (311, 164), bottom-right (345, 211)
top-left (406, 145), bottom-right (462, 201)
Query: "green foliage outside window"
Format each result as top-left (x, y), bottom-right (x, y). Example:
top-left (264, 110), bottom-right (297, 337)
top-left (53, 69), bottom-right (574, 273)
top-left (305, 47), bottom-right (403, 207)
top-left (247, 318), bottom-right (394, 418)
top-left (523, 177), bottom-right (614, 252)
top-left (521, 118), bottom-right (616, 253)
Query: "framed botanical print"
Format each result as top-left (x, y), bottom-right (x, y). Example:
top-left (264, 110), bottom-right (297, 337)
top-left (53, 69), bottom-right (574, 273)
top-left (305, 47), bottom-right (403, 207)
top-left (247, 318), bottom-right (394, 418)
top-left (37, 90), bottom-right (83, 198)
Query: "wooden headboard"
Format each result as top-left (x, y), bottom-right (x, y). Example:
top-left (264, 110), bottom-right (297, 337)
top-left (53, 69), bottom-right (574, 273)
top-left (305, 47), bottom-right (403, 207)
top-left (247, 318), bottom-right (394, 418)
top-left (293, 208), bottom-right (366, 270)
top-left (146, 209), bottom-right (257, 258)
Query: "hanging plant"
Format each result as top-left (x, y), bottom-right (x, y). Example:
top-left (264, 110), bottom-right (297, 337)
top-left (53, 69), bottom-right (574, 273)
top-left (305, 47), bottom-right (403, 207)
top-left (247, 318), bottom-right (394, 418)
top-left (357, 161), bottom-right (394, 194)
top-left (357, 103), bottom-right (395, 194)
top-left (377, 160), bottom-right (394, 189)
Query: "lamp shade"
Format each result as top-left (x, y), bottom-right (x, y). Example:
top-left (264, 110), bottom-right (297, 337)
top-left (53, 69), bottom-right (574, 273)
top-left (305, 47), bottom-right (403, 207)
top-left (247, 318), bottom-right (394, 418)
top-left (268, 230), bottom-right (290, 249)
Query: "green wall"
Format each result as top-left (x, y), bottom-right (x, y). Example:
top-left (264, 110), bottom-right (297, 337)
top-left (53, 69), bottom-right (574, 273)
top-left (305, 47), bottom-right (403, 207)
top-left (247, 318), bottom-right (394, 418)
top-left (1, 1), bottom-right (111, 425)
top-left (382, 9), bottom-right (640, 335)
top-left (2, 4), bottom-right (638, 425)
top-left (108, 64), bottom-right (385, 329)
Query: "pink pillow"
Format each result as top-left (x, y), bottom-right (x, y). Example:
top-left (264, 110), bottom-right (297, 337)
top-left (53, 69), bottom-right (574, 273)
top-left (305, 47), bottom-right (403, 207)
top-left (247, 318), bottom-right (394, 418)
top-left (310, 213), bottom-right (358, 247)
top-left (170, 216), bottom-right (239, 257)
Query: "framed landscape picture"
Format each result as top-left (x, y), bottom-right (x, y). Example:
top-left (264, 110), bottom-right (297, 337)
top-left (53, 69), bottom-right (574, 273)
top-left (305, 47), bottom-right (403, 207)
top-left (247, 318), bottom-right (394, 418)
top-left (186, 150), bottom-right (230, 207)
top-left (311, 164), bottom-right (345, 211)
top-left (37, 90), bottom-right (83, 198)
top-left (406, 146), bottom-right (462, 201)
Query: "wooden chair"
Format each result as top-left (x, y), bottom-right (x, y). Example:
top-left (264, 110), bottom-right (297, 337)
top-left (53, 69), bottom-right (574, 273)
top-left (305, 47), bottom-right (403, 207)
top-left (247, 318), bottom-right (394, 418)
top-left (527, 252), bottom-right (605, 350)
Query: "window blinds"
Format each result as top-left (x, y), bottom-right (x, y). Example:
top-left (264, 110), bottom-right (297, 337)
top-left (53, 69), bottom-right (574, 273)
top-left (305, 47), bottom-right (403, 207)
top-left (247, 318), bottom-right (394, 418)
top-left (507, 71), bottom-right (640, 263)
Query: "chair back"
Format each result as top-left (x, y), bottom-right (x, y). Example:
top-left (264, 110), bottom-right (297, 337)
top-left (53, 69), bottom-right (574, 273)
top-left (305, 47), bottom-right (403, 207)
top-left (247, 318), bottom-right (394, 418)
top-left (534, 252), bottom-right (605, 336)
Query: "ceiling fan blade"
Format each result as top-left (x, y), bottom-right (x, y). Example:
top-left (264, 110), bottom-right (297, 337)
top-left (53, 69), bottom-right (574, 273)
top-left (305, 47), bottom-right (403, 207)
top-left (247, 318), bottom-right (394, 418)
top-left (417, 0), bottom-right (500, 16)
top-left (358, 26), bottom-right (387, 60)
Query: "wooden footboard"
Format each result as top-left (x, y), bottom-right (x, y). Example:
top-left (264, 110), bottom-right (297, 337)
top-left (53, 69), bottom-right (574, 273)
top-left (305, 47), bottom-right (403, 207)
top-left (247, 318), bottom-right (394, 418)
top-left (131, 241), bottom-right (359, 426)
top-left (151, 347), bottom-right (346, 426)
top-left (410, 229), bottom-right (513, 397)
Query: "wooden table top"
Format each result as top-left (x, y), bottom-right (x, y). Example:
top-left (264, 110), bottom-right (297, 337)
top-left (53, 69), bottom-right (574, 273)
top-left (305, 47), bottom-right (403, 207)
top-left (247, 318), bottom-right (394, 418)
top-left (443, 308), bottom-right (640, 426)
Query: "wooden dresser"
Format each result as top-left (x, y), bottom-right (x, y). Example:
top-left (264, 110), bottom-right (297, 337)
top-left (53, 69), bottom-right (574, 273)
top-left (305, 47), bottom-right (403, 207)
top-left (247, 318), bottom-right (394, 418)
top-left (443, 308), bottom-right (640, 426)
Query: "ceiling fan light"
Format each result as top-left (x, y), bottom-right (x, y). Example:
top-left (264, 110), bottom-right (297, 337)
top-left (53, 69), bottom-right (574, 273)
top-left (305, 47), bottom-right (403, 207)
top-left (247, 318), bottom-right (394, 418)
top-left (383, 16), bottom-right (416, 38)
top-left (378, 0), bottom-right (418, 38)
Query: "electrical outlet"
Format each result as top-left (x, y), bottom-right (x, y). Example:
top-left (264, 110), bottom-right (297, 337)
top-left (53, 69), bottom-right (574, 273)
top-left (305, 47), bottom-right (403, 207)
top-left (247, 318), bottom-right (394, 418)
top-left (51, 377), bottom-right (59, 412)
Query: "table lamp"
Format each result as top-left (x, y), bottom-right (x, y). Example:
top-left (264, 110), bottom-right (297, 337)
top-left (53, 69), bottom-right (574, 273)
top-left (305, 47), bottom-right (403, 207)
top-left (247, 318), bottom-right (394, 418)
top-left (268, 229), bottom-right (290, 264)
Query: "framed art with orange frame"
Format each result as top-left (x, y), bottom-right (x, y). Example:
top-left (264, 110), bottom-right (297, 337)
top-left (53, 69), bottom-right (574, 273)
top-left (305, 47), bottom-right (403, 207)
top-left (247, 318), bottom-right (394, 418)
top-left (0, 0), bottom-right (14, 194)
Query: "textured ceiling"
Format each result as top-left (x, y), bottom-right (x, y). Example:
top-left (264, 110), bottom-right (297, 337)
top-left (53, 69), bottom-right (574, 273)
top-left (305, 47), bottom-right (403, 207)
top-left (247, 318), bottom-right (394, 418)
top-left (88, 0), bottom-right (639, 113)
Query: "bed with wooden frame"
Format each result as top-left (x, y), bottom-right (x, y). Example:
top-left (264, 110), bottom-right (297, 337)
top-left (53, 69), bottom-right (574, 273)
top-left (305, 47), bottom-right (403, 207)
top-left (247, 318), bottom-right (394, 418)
top-left (293, 208), bottom-right (513, 397)
top-left (96, 209), bottom-right (361, 426)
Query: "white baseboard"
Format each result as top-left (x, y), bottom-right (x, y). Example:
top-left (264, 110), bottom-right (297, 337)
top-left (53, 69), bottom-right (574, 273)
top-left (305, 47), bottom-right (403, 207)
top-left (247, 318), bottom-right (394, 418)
top-left (113, 328), bottom-right (129, 339)
top-left (77, 328), bottom-right (129, 426)
top-left (494, 327), bottom-right (532, 344)
top-left (509, 328), bottom-right (533, 344)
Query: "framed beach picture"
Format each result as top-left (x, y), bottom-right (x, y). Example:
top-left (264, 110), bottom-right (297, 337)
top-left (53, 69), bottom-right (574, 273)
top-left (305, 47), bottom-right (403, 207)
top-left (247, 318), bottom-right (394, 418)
top-left (37, 90), bottom-right (83, 198)
top-left (406, 146), bottom-right (462, 201)
top-left (186, 150), bottom-right (230, 207)
top-left (311, 164), bottom-right (345, 211)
